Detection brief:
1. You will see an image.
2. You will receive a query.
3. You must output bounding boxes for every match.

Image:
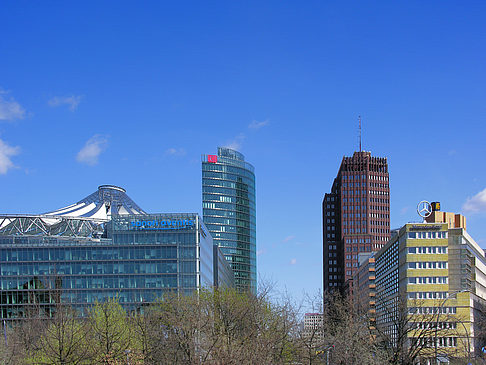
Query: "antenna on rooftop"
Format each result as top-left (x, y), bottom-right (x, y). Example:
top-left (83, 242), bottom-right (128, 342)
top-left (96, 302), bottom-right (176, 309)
top-left (358, 115), bottom-right (362, 152)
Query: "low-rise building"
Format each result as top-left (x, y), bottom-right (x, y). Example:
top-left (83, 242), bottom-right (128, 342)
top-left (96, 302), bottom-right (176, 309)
top-left (303, 312), bottom-right (324, 342)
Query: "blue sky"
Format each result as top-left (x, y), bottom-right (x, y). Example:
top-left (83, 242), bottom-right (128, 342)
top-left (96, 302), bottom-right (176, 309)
top-left (1, 1), bottom-right (486, 305)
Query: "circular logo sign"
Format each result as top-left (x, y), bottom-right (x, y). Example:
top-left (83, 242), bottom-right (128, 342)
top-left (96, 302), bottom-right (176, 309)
top-left (417, 200), bottom-right (432, 218)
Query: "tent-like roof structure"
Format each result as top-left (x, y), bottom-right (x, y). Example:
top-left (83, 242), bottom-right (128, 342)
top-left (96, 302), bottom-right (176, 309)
top-left (0, 185), bottom-right (146, 238)
top-left (44, 185), bottom-right (146, 220)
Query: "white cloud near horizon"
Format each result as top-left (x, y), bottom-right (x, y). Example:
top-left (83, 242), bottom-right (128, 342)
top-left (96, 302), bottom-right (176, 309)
top-left (48, 95), bottom-right (82, 111)
top-left (282, 235), bottom-right (295, 243)
top-left (0, 90), bottom-right (25, 121)
top-left (463, 188), bottom-right (486, 213)
top-left (165, 147), bottom-right (186, 156)
top-left (0, 138), bottom-right (20, 174)
top-left (248, 119), bottom-right (269, 130)
top-left (76, 135), bottom-right (108, 166)
top-left (225, 133), bottom-right (245, 151)
top-left (223, 119), bottom-right (269, 152)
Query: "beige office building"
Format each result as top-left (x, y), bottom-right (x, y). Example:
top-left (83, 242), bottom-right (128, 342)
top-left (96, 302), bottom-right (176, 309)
top-left (371, 212), bottom-right (486, 363)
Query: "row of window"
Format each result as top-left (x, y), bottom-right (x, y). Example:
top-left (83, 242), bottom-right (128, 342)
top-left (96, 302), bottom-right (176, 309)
top-left (370, 205), bottom-right (389, 211)
top-left (408, 292), bottom-right (449, 299)
top-left (202, 185), bottom-right (253, 199)
top-left (409, 306), bottom-right (456, 314)
top-left (345, 238), bottom-right (371, 244)
top-left (345, 246), bottom-right (372, 252)
top-left (202, 172), bottom-right (255, 188)
top-left (408, 276), bottom-right (448, 284)
top-left (342, 221), bottom-right (366, 226)
top-left (408, 246), bottom-right (447, 254)
top-left (408, 262), bottom-right (447, 269)
top-left (414, 337), bottom-right (457, 348)
top-left (370, 198), bottom-right (389, 204)
top-left (202, 193), bottom-right (253, 208)
top-left (344, 228), bottom-right (370, 234)
top-left (0, 274), bottom-right (200, 292)
top-left (413, 321), bottom-right (457, 330)
top-left (0, 246), bottom-right (181, 262)
top-left (343, 174), bottom-right (388, 181)
top-left (203, 217), bottom-right (252, 230)
top-left (349, 205), bottom-right (369, 212)
top-left (203, 202), bottom-right (255, 215)
top-left (408, 231), bottom-right (447, 239)
top-left (202, 164), bottom-right (255, 180)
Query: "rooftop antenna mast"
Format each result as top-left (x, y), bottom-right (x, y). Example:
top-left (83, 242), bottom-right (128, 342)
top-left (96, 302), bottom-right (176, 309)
top-left (358, 115), bottom-right (362, 152)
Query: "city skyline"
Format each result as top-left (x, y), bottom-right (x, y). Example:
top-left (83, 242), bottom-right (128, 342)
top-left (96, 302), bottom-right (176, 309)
top-left (1, 1), bottom-right (485, 305)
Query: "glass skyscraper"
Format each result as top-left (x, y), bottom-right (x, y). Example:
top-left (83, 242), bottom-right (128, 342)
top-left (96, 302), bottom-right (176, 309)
top-left (202, 147), bottom-right (256, 293)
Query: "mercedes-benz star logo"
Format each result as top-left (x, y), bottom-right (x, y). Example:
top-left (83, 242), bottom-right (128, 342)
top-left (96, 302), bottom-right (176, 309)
top-left (417, 200), bottom-right (432, 218)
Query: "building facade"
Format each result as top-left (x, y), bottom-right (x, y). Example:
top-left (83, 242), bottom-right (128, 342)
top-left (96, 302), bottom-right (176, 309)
top-left (0, 186), bottom-right (232, 320)
top-left (323, 151), bottom-right (390, 293)
top-left (374, 215), bottom-right (486, 361)
top-left (352, 253), bottom-right (377, 331)
top-left (303, 312), bottom-right (324, 342)
top-left (202, 147), bottom-right (256, 293)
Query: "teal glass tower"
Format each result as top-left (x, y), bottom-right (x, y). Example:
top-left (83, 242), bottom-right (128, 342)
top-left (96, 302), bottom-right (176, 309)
top-left (202, 147), bottom-right (256, 293)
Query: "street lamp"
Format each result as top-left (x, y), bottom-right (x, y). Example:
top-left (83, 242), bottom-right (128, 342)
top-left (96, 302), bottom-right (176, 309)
top-left (434, 289), bottom-right (468, 364)
top-left (124, 349), bottom-right (131, 365)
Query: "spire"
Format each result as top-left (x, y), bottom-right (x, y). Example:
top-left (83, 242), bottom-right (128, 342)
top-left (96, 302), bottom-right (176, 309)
top-left (358, 115), bottom-right (362, 152)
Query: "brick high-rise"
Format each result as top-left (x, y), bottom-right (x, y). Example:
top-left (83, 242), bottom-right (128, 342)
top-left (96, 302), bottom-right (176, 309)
top-left (323, 151), bottom-right (390, 294)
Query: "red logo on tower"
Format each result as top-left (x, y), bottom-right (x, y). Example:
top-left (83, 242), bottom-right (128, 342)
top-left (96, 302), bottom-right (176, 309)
top-left (207, 155), bottom-right (218, 163)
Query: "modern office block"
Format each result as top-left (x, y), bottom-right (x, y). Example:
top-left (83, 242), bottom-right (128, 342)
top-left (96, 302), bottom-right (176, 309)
top-left (352, 252), bottom-right (377, 331)
top-left (0, 185), bottom-right (232, 320)
top-left (202, 147), bottom-right (256, 293)
top-left (323, 151), bottom-right (390, 293)
top-left (213, 244), bottom-right (235, 289)
top-left (373, 217), bottom-right (486, 361)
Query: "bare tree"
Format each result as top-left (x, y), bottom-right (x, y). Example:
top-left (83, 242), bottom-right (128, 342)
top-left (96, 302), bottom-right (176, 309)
top-left (32, 303), bottom-right (92, 365)
top-left (375, 293), bottom-right (465, 365)
top-left (320, 291), bottom-right (387, 365)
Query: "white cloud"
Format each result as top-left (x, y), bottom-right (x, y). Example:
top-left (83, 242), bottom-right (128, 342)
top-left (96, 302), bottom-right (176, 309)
top-left (165, 147), bottom-right (186, 156)
top-left (0, 138), bottom-right (20, 174)
top-left (463, 188), bottom-right (486, 213)
top-left (257, 249), bottom-right (266, 257)
top-left (0, 90), bottom-right (25, 121)
top-left (48, 95), bottom-right (82, 111)
top-left (290, 258), bottom-right (297, 265)
top-left (76, 135), bottom-right (108, 166)
top-left (282, 235), bottom-right (295, 243)
top-left (249, 119), bottom-right (269, 130)
top-left (225, 133), bottom-right (245, 151)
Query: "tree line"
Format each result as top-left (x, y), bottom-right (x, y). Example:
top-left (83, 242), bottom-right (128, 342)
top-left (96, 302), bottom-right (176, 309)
top-left (0, 287), bottom-right (481, 364)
